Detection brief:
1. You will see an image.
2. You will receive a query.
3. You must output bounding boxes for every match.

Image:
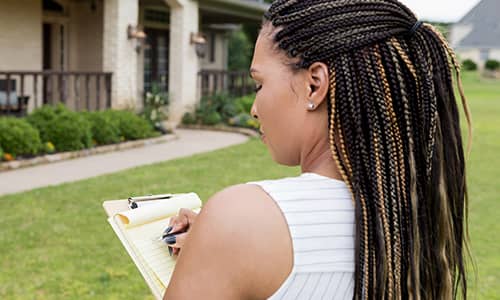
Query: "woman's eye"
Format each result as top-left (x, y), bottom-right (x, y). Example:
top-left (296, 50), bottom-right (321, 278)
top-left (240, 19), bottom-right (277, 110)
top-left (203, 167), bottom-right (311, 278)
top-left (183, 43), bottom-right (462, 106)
top-left (253, 84), bottom-right (262, 93)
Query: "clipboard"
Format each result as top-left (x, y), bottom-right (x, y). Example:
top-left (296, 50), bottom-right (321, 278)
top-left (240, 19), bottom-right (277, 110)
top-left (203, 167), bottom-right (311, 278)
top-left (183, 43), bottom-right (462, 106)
top-left (103, 193), bottom-right (203, 299)
top-left (103, 193), bottom-right (190, 216)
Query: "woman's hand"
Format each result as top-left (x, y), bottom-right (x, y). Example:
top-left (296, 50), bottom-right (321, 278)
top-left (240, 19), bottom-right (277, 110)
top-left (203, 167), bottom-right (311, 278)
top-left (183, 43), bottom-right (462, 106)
top-left (165, 208), bottom-right (199, 256)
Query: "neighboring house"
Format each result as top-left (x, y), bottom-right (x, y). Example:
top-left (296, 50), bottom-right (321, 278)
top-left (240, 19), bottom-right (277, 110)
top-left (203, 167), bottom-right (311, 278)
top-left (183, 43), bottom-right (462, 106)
top-left (0, 0), bottom-right (269, 124)
top-left (450, 0), bottom-right (500, 68)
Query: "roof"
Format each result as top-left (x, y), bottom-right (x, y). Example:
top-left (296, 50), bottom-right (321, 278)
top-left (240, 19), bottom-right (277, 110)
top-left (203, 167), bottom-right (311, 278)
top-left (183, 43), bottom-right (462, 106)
top-left (453, 0), bottom-right (500, 48)
top-left (200, 0), bottom-right (270, 22)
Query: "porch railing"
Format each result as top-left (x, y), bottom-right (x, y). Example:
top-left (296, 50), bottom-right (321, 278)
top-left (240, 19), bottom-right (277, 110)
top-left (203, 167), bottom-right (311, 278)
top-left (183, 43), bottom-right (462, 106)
top-left (198, 70), bottom-right (255, 98)
top-left (0, 71), bottom-right (112, 116)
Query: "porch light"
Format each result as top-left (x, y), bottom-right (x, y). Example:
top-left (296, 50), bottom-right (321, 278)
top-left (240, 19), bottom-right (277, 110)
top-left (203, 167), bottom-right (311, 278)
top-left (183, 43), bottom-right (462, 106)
top-left (190, 32), bottom-right (207, 58)
top-left (127, 24), bottom-right (147, 53)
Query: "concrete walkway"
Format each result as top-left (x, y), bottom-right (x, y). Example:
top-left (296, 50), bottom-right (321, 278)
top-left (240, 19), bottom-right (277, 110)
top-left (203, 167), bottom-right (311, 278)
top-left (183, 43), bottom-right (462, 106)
top-left (0, 129), bottom-right (249, 197)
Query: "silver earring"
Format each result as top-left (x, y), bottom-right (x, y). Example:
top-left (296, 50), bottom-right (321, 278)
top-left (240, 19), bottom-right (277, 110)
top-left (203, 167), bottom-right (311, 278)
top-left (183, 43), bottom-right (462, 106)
top-left (308, 101), bottom-right (315, 110)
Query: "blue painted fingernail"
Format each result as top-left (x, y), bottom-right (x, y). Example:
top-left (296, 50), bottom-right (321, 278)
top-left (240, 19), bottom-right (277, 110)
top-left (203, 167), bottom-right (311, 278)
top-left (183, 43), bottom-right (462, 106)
top-left (163, 226), bottom-right (173, 235)
top-left (168, 246), bottom-right (173, 256)
top-left (164, 235), bottom-right (176, 244)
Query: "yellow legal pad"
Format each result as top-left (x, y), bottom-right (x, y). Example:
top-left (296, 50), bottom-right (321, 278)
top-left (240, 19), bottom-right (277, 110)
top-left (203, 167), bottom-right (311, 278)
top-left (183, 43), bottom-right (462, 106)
top-left (103, 193), bottom-right (202, 300)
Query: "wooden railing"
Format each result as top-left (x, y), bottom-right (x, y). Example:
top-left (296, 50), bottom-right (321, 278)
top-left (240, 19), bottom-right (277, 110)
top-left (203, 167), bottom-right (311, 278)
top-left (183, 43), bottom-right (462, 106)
top-left (0, 71), bottom-right (112, 116)
top-left (198, 70), bottom-right (255, 98)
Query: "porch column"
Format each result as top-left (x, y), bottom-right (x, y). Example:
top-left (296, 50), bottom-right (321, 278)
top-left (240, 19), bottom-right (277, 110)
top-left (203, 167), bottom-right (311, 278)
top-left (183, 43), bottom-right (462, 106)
top-left (103, 0), bottom-right (139, 110)
top-left (165, 0), bottom-right (200, 126)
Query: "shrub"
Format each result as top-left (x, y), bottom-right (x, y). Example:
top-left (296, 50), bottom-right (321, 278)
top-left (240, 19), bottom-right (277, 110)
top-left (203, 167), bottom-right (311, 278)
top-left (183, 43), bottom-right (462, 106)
top-left (28, 104), bottom-right (92, 152)
top-left (196, 92), bottom-right (237, 124)
top-left (46, 112), bottom-right (92, 152)
top-left (201, 111), bottom-right (222, 125)
top-left (26, 103), bottom-right (70, 143)
top-left (181, 112), bottom-right (197, 125)
top-left (142, 83), bottom-right (169, 130)
top-left (84, 111), bottom-right (121, 145)
top-left (485, 59), bottom-right (500, 71)
top-left (0, 117), bottom-right (41, 157)
top-left (103, 110), bottom-right (156, 140)
top-left (462, 59), bottom-right (477, 71)
top-left (233, 94), bottom-right (255, 114)
top-left (0, 146), bottom-right (4, 161)
top-left (228, 112), bottom-right (259, 129)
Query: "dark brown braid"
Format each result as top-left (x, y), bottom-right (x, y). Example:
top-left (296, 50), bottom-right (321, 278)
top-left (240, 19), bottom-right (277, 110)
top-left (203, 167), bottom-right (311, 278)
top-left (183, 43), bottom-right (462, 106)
top-left (260, 1), bottom-right (472, 299)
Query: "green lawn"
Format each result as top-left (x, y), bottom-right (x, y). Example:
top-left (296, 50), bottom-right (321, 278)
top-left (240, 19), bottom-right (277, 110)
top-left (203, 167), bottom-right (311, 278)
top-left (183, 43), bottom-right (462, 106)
top-left (0, 71), bottom-right (498, 299)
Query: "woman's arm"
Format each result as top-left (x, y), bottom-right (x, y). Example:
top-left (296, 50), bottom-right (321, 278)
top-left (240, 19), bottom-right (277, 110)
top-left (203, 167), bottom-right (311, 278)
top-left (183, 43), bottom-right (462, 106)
top-left (163, 184), bottom-right (275, 300)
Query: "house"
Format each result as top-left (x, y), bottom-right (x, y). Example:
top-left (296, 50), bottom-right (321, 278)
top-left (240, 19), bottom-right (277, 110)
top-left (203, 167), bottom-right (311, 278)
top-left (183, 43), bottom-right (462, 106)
top-left (450, 0), bottom-right (500, 68)
top-left (0, 0), bottom-right (269, 124)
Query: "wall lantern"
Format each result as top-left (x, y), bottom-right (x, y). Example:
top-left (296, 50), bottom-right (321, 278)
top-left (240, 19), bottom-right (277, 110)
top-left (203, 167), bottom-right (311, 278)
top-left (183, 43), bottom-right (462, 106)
top-left (190, 32), bottom-right (207, 58)
top-left (127, 24), bottom-right (147, 53)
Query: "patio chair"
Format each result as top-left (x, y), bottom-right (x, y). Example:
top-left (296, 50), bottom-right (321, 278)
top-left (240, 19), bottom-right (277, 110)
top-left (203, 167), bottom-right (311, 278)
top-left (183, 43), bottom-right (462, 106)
top-left (0, 79), bottom-right (30, 116)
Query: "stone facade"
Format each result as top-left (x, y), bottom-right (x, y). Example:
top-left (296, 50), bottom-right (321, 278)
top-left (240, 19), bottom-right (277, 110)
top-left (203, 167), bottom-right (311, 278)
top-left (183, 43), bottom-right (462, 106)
top-left (103, 0), bottom-right (140, 110)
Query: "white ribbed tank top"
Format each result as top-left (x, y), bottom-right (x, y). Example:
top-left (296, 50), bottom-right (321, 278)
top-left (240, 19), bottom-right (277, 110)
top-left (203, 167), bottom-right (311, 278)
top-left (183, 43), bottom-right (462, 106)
top-left (246, 172), bottom-right (355, 300)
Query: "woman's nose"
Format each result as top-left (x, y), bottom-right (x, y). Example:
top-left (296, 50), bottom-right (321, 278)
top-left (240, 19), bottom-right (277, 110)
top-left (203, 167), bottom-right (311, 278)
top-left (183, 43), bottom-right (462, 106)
top-left (251, 103), bottom-right (258, 119)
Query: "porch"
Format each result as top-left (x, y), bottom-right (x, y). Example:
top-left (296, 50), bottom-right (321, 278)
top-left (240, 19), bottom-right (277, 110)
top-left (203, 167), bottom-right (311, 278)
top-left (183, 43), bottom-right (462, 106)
top-left (0, 0), bottom-right (268, 121)
top-left (0, 71), bottom-right (112, 116)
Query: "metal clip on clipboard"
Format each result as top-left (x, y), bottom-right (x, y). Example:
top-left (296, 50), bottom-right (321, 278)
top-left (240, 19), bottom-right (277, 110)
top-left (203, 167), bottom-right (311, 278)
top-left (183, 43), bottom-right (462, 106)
top-left (127, 194), bottom-right (174, 209)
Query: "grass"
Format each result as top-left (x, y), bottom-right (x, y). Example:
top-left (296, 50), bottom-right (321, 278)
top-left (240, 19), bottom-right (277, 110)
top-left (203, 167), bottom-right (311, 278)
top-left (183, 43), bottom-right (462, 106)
top-left (0, 71), bottom-right (499, 299)
top-left (458, 72), bottom-right (500, 299)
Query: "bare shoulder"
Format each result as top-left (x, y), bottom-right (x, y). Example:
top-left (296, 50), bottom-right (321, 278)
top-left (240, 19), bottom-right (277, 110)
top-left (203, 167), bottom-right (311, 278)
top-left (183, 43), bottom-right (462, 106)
top-left (202, 184), bottom-right (294, 296)
top-left (164, 183), bottom-right (293, 299)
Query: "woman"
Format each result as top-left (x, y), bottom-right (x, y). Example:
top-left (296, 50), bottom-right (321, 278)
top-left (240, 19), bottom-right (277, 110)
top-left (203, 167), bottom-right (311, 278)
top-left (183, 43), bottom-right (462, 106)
top-left (163, 0), bottom-right (472, 299)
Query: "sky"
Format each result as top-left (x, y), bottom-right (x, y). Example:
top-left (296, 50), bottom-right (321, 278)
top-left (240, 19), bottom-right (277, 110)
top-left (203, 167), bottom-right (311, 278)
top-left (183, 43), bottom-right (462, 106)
top-left (398, 0), bottom-right (482, 23)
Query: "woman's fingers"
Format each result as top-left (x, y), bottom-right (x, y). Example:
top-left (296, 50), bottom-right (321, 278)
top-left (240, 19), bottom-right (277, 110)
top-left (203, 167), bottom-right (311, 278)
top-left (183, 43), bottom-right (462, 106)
top-left (164, 208), bottom-right (199, 256)
top-left (169, 208), bottom-right (199, 234)
top-left (165, 232), bottom-right (187, 256)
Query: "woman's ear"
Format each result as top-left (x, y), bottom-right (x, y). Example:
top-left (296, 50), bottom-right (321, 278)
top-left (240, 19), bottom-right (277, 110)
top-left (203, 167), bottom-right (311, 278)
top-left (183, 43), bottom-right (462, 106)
top-left (305, 62), bottom-right (329, 110)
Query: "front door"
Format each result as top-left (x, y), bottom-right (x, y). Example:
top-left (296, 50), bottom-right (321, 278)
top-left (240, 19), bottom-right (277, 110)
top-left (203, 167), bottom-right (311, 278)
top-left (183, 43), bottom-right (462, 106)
top-left (143, 28), bottom-right (169, 94)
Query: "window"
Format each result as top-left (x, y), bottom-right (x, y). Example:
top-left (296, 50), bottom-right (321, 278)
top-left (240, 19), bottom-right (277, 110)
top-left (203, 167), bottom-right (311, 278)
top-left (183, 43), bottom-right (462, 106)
top-left (480, 49), bottom-right (490, 62)
top-left (210, 32), bottom-right (216, 63)
top-left (145, 9), bottom-right (169, 24)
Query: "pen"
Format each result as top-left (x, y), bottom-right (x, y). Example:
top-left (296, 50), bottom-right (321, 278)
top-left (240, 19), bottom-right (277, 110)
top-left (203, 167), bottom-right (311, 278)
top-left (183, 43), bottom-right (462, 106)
top-left (157, 228), bottom-right (187, 241)
top-left (128, 194), bottom-right (175, 209)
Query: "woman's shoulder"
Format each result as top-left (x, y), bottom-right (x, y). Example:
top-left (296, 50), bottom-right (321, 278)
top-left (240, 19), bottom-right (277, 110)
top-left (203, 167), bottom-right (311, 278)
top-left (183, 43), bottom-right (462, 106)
top-left (201, 183), bottom-right (294, 297)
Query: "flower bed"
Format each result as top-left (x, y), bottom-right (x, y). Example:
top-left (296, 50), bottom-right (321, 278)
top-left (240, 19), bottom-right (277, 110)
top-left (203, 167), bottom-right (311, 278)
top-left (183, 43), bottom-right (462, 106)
top-left (180, 92), bottom-right (260, 131)
top-left (0, 104), bottom-right (165, 166)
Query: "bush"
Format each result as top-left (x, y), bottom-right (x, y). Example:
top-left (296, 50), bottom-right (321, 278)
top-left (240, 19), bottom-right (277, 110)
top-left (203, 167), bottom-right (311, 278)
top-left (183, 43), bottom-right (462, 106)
top-left (485, 59), bottom-right (500, 71)
top-left (84, 111), bottom-right (121, 145)
top-left (233, 94), bottom-right (255, 114)
top-left (26, 103), bottom-right (70, 143)
top-left (197, 93), bottom-right (237, 123)
top-left (47, 112), bottom-right (92, 152)
top-left (201, 111), bottom-right (222, 125)
top-left (28, 104), bottom-right (92, 152)
top-left (462, 59), bottom-right (477, 71)
top-left (228, 112), bottom-right (259, 130)
top-left (0, 117), bottom-right (41, 157)
top-left (103, 110), bottom-right (156, 140)
top-left (0, 146), bottom-right (4, 161)
top-left (181, 112), bottom-right (197, 125)
top-left (142, 82), bottom-right (169, 130)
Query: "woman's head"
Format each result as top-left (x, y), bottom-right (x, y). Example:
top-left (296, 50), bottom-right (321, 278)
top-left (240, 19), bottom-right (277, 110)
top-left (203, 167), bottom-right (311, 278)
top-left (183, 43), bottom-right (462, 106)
top-left (251, 0), bottom-right (472, 299)
top-left (250, 24), bottom-right (332, 165)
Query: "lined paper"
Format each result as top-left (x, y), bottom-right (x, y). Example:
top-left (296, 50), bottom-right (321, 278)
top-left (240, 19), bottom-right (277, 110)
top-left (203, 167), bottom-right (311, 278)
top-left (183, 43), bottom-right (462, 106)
top-left (107, 194), bottom-right (202, 300)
